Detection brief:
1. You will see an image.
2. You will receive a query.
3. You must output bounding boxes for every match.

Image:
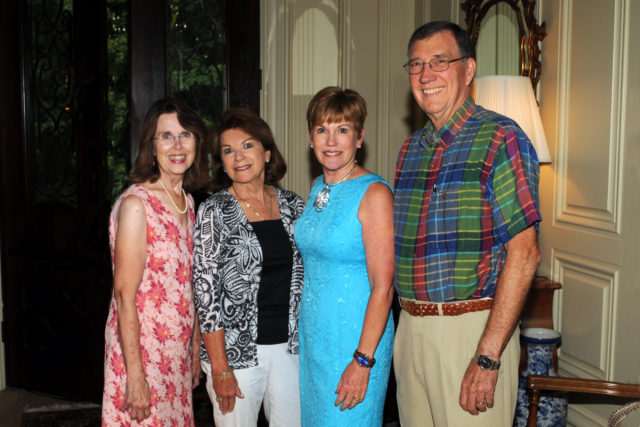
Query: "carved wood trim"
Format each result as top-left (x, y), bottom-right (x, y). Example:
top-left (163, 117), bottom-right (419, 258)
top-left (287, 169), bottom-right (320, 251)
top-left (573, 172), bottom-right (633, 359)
top-left (461, 0), bottom-right (546, 93)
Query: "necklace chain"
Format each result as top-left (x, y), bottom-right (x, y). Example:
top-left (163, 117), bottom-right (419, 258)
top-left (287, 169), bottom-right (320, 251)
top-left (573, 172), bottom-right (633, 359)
top-left (159, 180), bottom-right (188, 214)
top-left (231, 187), bottom-right (273, 221)
top-left (242, 200), bottom-right (267, 220)
top-left (313, 163), bottom-right (357, 213)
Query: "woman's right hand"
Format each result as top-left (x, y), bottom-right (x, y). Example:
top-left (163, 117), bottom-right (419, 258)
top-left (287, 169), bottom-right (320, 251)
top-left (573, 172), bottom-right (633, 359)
top-left (121, 373), bottom-right (151, 421)
top-left (113, 195), bottom-right (151, 422)
top-left (211, 370), bottom-right (244, 414)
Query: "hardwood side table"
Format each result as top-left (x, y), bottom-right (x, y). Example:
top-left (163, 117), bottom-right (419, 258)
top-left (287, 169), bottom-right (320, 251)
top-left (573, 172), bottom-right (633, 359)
top-left (519, 276), bottom-right (562, 371)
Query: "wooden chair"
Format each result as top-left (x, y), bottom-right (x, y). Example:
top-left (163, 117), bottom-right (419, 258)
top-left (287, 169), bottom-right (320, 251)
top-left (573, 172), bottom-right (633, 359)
top-left (526, 374), bottom-right (640, 426)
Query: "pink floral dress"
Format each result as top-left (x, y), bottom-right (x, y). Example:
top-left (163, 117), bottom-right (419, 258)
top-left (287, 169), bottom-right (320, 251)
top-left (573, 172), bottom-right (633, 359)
top-left (102, 184), bottom-right (196, 426)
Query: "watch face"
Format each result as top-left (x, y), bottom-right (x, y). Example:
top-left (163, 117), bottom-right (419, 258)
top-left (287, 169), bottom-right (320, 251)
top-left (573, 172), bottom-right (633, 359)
top-left (357, 355), bottom-right (370, 367)
top-left (478, 356), bottom-right (491, 369)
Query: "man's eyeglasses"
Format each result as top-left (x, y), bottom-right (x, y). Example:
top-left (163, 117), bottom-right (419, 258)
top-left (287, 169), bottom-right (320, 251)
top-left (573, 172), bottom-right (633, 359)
top-left (403, 56), bottom-right (469, 74)
top-left (154, 132), bottom-right (194, 144)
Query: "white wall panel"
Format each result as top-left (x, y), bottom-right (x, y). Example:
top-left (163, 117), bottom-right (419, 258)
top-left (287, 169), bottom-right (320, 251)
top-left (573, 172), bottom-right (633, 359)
top-left (539, 2), bottom-right (639, 422)
top-left (291, 7), bottom-right (339, 96)
top-left (616, 0), bottom-right (640, 385)
top-left (552, 224), bottom-right (623, 267)
top-left (555, 251), bottom-right (617, 380)
top-left (556, 0), bottom-right (624, 233)
top-left (263, 0), bottom-right (419, 198)
top-left (566, 407), bottom-right (607, 427)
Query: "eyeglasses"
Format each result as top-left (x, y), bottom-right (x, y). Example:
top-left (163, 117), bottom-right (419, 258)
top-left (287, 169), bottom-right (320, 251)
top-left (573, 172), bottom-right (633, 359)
top-left (154, 132), bottom-right (194, 145)
top-left (403, 56), bottom-right (469, 74)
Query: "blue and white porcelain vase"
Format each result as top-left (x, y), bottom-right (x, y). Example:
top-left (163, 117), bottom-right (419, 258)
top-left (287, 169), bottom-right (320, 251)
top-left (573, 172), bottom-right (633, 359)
top-left (513, 328), bottom-right (568, 427)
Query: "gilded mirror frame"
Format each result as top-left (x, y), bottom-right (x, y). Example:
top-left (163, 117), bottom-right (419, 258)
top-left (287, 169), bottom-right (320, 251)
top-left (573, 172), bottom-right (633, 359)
top-left (461, 0), bottom-right (546, 93)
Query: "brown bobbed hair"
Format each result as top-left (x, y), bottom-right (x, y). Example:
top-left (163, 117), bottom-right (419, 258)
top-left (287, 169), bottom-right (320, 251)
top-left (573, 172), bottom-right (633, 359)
top-left (209, 108), bottom-right (287, 192)
top-left (128, 97), bottom-right (210, 192)
top-left (306, 86), bottom-right (367, 138)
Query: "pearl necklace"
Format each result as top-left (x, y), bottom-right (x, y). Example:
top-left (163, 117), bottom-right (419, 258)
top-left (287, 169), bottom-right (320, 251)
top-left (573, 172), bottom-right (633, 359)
top-left (313, 163), bottom-right (357, 213)
top-left (159, 180), bottom-right (188, 214)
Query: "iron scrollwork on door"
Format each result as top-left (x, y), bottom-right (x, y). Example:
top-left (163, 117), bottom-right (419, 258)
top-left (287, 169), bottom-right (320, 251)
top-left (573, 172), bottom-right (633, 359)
top-left (21, 0), bottom-right (77, 206)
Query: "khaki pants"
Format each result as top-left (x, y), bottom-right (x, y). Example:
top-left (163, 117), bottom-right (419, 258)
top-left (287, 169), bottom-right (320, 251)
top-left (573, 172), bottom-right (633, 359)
top-left (394, 307), bottom-right (519, 427)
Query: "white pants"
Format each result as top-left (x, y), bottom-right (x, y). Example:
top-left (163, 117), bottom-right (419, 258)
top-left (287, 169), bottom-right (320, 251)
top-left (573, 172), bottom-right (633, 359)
top-left (202, 343), bottom-right (301, 427)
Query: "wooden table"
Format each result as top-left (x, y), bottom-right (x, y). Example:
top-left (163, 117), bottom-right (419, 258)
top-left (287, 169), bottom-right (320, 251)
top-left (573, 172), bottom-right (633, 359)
top-left (519, 276), bottom-right (562, 371)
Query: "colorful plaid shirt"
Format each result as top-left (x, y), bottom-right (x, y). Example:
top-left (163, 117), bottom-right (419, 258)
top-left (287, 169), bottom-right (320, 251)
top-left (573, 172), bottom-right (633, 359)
top-left (393, 97), bottom-right (541, 302)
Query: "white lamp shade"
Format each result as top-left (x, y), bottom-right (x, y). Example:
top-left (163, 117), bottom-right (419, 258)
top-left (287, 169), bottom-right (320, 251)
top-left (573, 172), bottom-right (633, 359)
top-left (472, 75), bottom-right (551, 163)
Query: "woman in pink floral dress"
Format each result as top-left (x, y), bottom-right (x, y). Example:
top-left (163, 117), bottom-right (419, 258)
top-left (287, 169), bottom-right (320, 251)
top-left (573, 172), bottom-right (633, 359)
top-left (102, 98), bottom-right (210, 425)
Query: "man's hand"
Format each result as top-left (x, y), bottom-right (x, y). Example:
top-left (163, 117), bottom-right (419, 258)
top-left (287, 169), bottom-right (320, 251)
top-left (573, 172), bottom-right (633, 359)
top-left (459, 359), bottom-right (499, 415)
top-left (459, 226), bottom-right (539, 415)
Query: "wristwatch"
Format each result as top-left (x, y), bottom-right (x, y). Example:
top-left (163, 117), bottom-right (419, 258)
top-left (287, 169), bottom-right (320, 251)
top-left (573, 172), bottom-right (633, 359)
top-left (473, 354), bottom-right (501, 371)
top-left (353, 350), bottom-right (376, 368)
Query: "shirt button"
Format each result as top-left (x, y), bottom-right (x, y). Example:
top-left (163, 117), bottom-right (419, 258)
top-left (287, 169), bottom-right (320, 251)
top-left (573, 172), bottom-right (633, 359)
top-left (442, 192), bottom-right (447, 199)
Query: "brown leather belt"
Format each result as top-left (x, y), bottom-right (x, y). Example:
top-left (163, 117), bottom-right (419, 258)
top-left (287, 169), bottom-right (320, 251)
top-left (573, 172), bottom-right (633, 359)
top-left (399, 297), bottom-right (493, 316)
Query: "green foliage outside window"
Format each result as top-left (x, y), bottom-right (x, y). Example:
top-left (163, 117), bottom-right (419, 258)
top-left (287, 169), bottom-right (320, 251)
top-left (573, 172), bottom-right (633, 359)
top-left (106, 0), bottom-right (130, 203)
top-left (167, 0), bottom-right (227, 129)
top-left (106, 0), bottom-right (227, 203)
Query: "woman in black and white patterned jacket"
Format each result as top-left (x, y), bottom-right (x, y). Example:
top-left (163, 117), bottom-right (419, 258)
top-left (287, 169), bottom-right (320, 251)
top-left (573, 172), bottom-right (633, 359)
top-left (193, 108), bottom-right (304, 427)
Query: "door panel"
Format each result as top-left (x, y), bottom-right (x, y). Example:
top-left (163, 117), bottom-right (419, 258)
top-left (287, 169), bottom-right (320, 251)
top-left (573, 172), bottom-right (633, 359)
top-left (1, 0), bottom-right (259, 401)
top-left (1, 0), bottom-right (111, 400)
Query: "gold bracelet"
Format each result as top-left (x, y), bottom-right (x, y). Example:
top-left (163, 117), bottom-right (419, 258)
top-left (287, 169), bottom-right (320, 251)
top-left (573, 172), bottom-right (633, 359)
top-left (211, 366), bottom-right (233, 379)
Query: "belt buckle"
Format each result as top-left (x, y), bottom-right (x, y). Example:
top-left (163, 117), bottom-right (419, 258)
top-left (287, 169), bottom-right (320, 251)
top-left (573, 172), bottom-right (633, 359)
top-left (402, 298), bottom-right (439, 316)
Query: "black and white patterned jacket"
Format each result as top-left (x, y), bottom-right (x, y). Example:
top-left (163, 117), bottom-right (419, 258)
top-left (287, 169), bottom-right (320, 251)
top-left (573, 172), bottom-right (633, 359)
top-left (193, 186), bottom-right (305, 368)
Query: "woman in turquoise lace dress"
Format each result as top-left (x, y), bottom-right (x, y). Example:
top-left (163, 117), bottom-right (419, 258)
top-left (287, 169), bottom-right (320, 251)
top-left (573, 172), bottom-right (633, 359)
top-left (294, 87), bottom-right (395, 426)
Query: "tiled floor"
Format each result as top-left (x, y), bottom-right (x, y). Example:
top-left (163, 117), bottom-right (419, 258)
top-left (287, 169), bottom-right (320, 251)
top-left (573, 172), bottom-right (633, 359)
top-left (0, 387), bottom-right (92, 427)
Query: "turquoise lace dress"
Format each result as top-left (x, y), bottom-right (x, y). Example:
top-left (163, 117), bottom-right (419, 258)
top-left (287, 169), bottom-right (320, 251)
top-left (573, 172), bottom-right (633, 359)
top-left (294, 173), bottom-right (394, 427)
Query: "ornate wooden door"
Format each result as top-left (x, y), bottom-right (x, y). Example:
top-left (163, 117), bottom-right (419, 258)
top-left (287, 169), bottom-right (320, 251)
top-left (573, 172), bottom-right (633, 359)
top-left (0, 0), bottom-right (258, 401)
top-left (0, 0), bottom-right (111, 400)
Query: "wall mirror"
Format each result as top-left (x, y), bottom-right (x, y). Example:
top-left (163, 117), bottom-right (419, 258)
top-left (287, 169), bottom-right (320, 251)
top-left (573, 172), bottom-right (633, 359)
top-left (462, 0), bottom-right (546, 93)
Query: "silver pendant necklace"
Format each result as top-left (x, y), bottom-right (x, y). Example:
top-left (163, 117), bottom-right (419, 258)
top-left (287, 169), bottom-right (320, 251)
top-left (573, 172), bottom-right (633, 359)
top-left (313, 163), bottom-right (357, 213)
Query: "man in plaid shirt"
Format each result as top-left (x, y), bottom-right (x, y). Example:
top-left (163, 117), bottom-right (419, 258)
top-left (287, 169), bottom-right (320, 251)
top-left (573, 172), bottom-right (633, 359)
top-left (393, 21), bottom-right (542, 426)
